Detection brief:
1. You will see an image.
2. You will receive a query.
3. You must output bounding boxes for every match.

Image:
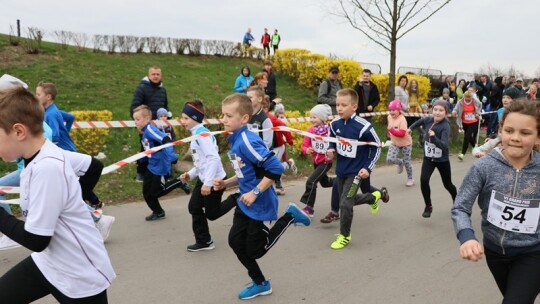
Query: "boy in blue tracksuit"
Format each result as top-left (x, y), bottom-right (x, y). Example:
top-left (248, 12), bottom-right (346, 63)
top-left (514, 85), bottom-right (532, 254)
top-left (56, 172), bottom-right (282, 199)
top-left (133, 105), bottom-right (189, 221)
top-left (214, 93), bottom-right (311, 300)
top-left (327, 89), bottom-right (389, 250)
top-left (35, 81), bottom-right (77, 152)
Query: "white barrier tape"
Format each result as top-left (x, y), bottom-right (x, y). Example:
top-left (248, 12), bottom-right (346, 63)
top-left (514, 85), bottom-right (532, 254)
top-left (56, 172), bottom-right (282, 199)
top-left (70, 110), bottom-right (498, 129)
top-left (0, 199), bottom-right (20, 205)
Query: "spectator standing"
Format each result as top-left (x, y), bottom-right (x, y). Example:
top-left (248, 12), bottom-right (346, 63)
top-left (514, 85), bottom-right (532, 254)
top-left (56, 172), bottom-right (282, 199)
top-left (353, 68), bottom-right (380, 121)
top-left (260, 28), bottom-right (271, 57)
top-left (456, 79), bottom-right (467, 101)
top-left (263, 61), bottom-right (278, 110)
top-left (317, 66), bottom-right (342, 115)
top-left (234, 66), bottom-right (253, 94)
top-left (130, 66), bottom-right (169, 182)
top-left (271, 29), bottom-right (281, 54)
top-left (514, 77), bottom-right (526, 98)
top-left (394, 75), bottom-right (409, 112)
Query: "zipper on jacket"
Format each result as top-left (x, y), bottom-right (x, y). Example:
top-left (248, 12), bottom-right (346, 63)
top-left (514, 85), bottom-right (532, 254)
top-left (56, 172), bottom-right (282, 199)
top-left (500, 169), bottom-right (521, 255)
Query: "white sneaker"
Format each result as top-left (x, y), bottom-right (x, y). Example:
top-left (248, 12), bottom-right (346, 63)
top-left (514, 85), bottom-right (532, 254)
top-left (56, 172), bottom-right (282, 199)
top-left (406, 179), bottom-right (415, 187)
top-left (96, 215), bottom-right (115, 241)
top-left (0, 235), bottom-right (21, 251)
top-left (288, 159), bottom-right (298, 175)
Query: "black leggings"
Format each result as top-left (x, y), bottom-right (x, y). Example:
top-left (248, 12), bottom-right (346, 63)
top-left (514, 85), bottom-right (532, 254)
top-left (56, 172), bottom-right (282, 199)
top-left (420, 159), bottom-right (457, 206)
top-left (461, 121), bottom-right (479, 154)
top-left (485, 248), bottom-right (540, 304)
top-left (0, 256), bottom-right (108, 303)
top-left (78, 157), bottom-right (103, 206)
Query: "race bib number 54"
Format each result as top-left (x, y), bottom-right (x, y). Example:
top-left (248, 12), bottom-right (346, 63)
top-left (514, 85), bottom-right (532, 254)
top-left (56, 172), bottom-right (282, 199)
top-left (487, 190), bottom-right (540, 234)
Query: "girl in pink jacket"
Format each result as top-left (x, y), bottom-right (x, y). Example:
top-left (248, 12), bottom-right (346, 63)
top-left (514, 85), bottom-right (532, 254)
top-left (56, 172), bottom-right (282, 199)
top-left (386, 99), bottom-right (414, 186)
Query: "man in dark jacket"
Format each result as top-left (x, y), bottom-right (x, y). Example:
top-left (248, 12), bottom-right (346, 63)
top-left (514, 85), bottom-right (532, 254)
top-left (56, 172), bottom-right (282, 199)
top-left (353, 69), bottom-right (380, 121)
top-left (130, 66), bottom-right (169, 182)
top-left (130, 66), bottom-right (168, 119)
top-left (263, 61), bottom-right (277, 110)
top-left (317, 66), bottom-right (342, 115)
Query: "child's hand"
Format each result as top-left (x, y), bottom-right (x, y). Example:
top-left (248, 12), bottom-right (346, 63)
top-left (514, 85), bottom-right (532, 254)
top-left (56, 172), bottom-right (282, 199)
top-left (326, 149), bottom-right (334, 159)
top-left (358, 168), bottom-right (369, 179)
top-left (474, 151), bottom-right (486, 158)
top-left (213, 178), bottom-right (225, 191)
top-left (240, 191), bottom-right (257, 206)
top-left (201, 185), bottom-right (211, 196)
top-left (458, 128), bottom-right (464, 134)
top-left (428, 130), bottom-right (435, 137)
top-left (180, 173), bottom-right (190, 182)
top-left (459, 240), bottom-right (484, 261)
top-left (306, 147), bottom-right (313, 154)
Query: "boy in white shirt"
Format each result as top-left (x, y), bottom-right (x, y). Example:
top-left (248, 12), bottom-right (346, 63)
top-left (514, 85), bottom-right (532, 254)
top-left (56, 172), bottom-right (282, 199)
top-left (179, 100), bottom-right (237, 251)
top-left (0, 87), bottom-right (115, 302)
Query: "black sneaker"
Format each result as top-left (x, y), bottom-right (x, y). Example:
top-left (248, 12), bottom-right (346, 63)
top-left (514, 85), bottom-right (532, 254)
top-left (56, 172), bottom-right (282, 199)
top-left (145, 211), bottom-right (166, 221)
top-left (422, 206), bottom-right (432, 218)
top-left (187, 240), bottom-right (215, 252)
top-left (380, 187), bottom-right (390, 203)
top-left (178, 180), bottom-right (191, 195)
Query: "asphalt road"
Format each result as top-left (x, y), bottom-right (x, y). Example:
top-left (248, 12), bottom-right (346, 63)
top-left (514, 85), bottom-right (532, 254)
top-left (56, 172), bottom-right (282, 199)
top-left (1, 156), bottom-right (538, 304)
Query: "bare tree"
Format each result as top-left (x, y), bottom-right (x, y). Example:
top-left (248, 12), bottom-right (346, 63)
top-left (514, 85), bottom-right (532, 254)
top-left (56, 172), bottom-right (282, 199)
top-left (54, 30), bottom-right (73, 49)
top-left (105, 35), bottom-right (117, 53)
top-left (92, 35), bottom-right (106, 52)
top-left (335, 0), bottom-right (451, 100)
top-left (535, 67), bottom-right (540, 79)
top-left (72, 32), bottom-right (89, 51)
top-left (117, 35), bottom-right (135, 53)
top-left (134, 36), bottom-right (146, 53)
top-left (22, 27), bottom-right (45, 54)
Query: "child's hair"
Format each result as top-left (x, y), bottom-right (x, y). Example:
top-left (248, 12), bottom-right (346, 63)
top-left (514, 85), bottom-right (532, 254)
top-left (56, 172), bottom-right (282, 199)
top-left (262, 95), bottom-right (270, 110)
top-left (336, 88), bottom-right (359, 104)
top-left (0, 87), bottom-right (44, 136)
top-left (501, 98), bottom-right (540, 135)
top-left (133, 105), bottom-right (152, 118)
top-left (37, 81), bottom-right (57, 100)
top-left (186, 99), bottom-right (205, 114)
top-left (463, 91), bottom-right (472, 99)
top-left (247, 86), bottom-right (265, 99)
top-left (222, 93), bottom-right (253, 118)
top-left (249, 72), bottom-right (267, 88)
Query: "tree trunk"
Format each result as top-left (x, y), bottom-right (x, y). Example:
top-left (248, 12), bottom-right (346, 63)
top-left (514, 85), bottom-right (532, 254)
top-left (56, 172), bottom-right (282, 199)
top-left (387, 0), bottom-right (399, 103)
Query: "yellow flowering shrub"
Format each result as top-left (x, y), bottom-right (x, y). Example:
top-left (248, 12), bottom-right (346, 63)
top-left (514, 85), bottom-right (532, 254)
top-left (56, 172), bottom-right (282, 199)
top-left (283, 110), bottom-right (311, 155)
top-left (70, 110), bottom-right (112, 156)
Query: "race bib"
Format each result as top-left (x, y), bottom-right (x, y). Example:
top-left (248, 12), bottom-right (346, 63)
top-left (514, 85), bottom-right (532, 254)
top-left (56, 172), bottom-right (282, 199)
top-left (336, 139), bottom-right (357, 158)
top-left (464, 113), bottom-right (475, 121)
top-left (487, 190), bottom-right (540, 234)
top-left (311, 139), bottom-right (329, 154)
top-left (192, 149), bottom-right (200, 167)
top-left (424, 142), bottom-right (442, 158)
top-left (227, 152), bottom-right (244, 178)
top-left (142, 139), bottom-right (152, 158)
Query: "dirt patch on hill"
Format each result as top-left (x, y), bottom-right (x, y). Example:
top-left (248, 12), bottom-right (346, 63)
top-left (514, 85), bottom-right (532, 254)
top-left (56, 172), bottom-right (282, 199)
top-left (0, 44), bottom-right (60, 68)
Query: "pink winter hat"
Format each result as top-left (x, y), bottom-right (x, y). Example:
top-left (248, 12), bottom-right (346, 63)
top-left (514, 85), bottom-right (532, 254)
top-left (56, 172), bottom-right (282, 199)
top-left (388, 99), bottom-right (402, 111)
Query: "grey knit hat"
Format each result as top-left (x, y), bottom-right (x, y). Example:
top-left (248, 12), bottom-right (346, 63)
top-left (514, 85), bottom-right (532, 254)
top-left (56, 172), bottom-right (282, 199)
top-left (310, 104), bottom-right (332, 122)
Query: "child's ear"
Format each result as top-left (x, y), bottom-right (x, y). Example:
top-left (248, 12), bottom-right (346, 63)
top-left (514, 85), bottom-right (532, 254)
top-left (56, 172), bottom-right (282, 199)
top-left (13, 123), bottom-right (27, 140)
top-left (241, 113), bottom-right (250, 124)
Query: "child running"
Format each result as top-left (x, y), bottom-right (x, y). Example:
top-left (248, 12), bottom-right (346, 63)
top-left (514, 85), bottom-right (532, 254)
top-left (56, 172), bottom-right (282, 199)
top-left (213, 93), bottom-right (310, 300)
top-left (179, 100), bottom-right (236, 252)
top-left (408, 100), bottom-right (457, 218)
top-left (472, 87), bottom-right (520, 158)
top-left (451, 99), bottom-right (540, 303)
top-left (299, 104), bottom-right (334, 216)
top-left (133, 105), bottom-right (190, 221)
top-left (452, 91), bottom-right (482, 161)
top-left (0, 87), bottom-right (115, 302)
top-left (327, 89), bottom-right (389, 250)
top-left (386, 99), bottom-right (414, 186)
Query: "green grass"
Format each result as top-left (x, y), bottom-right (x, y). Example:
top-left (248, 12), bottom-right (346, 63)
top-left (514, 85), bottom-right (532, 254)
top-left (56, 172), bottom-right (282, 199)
top-left (0, 34), bottom-right (471, 204)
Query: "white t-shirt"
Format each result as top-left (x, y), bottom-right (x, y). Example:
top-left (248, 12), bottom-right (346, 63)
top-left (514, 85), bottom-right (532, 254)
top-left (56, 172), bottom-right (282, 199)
top-left (62, 150), bottom-right (92, 177)
top-left (20, 140), bottom-right (115, 298)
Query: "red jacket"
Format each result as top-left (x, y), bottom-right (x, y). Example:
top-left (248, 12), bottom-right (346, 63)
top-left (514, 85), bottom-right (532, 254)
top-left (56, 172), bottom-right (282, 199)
top-left (261, 33), bottom-right (271, 46)
top-left (267, 112), bottom-right (293, 147)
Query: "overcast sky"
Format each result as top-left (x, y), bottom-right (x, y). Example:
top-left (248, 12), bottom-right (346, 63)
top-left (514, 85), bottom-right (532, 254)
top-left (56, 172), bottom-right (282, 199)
top-left (2, 0), bottom-right (538, 78)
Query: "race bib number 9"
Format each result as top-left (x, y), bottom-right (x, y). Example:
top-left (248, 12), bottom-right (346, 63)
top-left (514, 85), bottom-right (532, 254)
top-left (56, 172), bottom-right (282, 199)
top-left (424, 142), bottom-right (442, 158)
top-left (487, 190), bottom-right (540, 234)
top-left (336, 139), bottom-right (357, 158)
top-left (311, 139), bottom-right (329, 154)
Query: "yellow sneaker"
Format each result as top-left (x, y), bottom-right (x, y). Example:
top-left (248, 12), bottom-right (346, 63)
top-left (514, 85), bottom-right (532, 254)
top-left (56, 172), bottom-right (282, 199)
top-left (370, 191), bottom-right (381, 215)
top-left (330, 234), bottom-right (351, 249)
